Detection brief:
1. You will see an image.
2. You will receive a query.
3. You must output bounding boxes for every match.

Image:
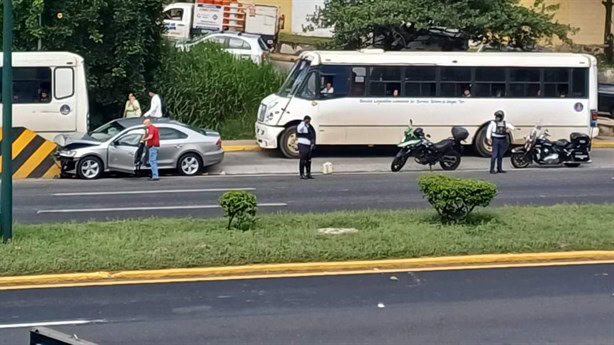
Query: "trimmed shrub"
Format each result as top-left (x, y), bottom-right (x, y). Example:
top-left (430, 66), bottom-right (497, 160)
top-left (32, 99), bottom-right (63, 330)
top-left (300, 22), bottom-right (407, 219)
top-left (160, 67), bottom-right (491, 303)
top-left (219, 191), bottom-right (258, 230)
top-left (155, 43), bottom-right (284, 139)
top-left (418, 175), bottom-right (497, 223)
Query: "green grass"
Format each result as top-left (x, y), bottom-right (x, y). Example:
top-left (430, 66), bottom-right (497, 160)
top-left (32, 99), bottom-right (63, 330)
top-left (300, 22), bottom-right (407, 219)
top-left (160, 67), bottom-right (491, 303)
top-left (1, 204), bottom-right (614, 277)
top-left (218, 116), bottom-right (256, 140)
top-left (278, 32), bottom-right (333, 47)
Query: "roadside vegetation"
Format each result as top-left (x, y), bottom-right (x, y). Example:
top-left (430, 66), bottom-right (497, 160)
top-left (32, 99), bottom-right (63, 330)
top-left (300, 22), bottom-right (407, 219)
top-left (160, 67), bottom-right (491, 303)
top-left (2, 204), bottom-right (613, 277)
top-left (155, 43), bottom-right (284, 139)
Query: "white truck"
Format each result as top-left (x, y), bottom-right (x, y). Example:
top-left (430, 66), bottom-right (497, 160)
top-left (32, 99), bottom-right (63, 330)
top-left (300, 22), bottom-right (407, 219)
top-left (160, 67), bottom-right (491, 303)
top-left (163, 1), bottom-right (282, 48)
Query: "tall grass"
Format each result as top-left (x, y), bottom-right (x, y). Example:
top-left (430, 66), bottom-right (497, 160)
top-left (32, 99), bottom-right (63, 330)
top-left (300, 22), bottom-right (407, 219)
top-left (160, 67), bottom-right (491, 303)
top-left (155, 43), bottom-right (285, 138)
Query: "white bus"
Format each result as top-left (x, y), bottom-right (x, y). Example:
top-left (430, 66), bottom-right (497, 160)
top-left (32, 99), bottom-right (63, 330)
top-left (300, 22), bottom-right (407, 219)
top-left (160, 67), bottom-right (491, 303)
top-left (0, 52), bottom-right (89, 141)
top-left (255, 50), bottom-right (599, 158)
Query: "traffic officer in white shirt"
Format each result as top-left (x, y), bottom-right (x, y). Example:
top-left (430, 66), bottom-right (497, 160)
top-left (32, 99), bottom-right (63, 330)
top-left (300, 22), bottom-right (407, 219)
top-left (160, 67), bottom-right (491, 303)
top-left (144, 89), bottom-right (163, 118)
top-left (296, 115), bottom-right (316, 179)
top-left (486, 110), bottom-right (514, 174)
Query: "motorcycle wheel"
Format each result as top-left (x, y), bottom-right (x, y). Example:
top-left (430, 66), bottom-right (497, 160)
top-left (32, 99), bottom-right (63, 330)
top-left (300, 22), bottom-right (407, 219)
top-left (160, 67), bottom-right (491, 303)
top-left (391, 155), bottom-right (409, 172)
top-left (563, 163), bottom-right (581, 168)
top-left (439, 150), bottom-right (461, 171)
top-left (511, 152), bottom-right (531, 168)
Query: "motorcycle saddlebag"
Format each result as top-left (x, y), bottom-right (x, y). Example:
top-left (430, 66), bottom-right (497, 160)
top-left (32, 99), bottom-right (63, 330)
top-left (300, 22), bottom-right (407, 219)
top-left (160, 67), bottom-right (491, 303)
top-left (570, 132), bottom-right (590, 147)
top-left (451, 127), bottom-right (469, 142)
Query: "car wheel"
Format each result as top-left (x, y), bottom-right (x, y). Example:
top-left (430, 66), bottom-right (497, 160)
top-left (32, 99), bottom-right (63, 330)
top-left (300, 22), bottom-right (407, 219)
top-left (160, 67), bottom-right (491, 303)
top-left (178, 153), bottom-right (202, 176)
top-left (279, 125), bottom-right (300, 159)
top-left (77, 156), bottom-right (103, 180)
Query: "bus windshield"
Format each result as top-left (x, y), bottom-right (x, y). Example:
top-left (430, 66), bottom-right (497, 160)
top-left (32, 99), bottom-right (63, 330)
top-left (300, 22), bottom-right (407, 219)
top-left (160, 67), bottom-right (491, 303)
top-left (277, 59), bottom-right (311, 97)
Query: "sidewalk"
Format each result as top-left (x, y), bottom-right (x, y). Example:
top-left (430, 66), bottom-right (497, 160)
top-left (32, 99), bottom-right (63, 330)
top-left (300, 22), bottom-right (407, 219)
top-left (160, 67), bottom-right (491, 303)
top-left (223, 137), bottom-right (614, 153)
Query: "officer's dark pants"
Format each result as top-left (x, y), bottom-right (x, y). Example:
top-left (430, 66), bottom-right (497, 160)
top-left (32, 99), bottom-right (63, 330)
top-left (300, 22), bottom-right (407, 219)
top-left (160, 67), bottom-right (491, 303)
top-left (298, 143), bottom-right (312, 176)
top-left (490, 137), bottom-right (508, 172)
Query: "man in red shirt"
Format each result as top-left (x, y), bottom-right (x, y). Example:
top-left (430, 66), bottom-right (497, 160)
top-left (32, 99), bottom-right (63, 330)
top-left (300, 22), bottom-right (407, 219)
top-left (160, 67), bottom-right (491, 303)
top-left (142, 119), bottom-right (160, 181)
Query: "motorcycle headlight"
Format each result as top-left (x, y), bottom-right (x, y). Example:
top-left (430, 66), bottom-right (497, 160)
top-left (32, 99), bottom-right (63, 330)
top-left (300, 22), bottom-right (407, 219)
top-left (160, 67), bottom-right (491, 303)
top-left (59, 150), bottom-right (77, 158)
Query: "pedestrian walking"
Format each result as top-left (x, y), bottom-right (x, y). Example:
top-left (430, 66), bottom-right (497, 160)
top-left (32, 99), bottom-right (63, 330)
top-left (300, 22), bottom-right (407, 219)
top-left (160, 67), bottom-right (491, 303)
top-left (144, 89), bottom-right (163, 118)
top-left (487, 110), bottom-right (514, 174)
top-left (123, 93), bottom-right (142, 118)
top-left (142, 118), bottom-right (160, 181)
top-left (297, 115), bottom-right (316, 180)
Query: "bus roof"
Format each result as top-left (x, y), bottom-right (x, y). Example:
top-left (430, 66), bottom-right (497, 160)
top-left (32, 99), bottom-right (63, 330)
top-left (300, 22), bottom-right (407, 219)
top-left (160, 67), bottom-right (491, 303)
top-left (301, 50), bottom-right (595, 68)
top-left (0, 52), bottom-right (84, 67)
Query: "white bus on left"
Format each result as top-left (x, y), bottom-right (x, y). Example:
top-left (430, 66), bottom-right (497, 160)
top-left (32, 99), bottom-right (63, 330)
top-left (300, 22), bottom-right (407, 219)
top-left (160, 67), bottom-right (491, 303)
top-left (0, 52), bottom-right (89, 141)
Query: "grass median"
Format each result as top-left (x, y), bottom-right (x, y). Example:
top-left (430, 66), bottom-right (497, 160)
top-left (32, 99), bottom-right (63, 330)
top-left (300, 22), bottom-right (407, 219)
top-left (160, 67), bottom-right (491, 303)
top-left (2, 204), bottom-right (614, 277)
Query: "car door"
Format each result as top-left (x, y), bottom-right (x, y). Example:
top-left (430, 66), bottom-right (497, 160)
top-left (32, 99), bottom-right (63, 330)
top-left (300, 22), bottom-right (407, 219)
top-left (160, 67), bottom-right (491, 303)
top-left (157, 126), bottom-right (189, 168)
top-left (107, 128), bottom-right (146, 173)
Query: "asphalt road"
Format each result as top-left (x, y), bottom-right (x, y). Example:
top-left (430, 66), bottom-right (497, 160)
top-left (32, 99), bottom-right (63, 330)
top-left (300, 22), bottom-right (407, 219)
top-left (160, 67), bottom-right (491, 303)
top-left (12, 166), bottom-right (614, 224)
top-left (1, 264), bottom-right (613, 344)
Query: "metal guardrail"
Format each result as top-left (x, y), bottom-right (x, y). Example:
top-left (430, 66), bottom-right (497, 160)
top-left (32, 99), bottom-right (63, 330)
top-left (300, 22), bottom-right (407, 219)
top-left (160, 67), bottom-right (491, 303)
top-left (30, 327), bottom-right (98, 345)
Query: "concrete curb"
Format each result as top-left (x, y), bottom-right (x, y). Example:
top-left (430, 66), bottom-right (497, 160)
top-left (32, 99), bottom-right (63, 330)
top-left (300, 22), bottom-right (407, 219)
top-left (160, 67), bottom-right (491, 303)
top-left (223, 145), bottom-right (262, 152)
top-left (593, 141), bottom-right (614, 148)
top-left (1, 251), bottom-right (614, 290)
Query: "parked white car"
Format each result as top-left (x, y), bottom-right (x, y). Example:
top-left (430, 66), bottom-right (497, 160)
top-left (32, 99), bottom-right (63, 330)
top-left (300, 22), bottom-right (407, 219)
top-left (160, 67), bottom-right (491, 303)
top-left (176, 32), bottom-right (270, 64)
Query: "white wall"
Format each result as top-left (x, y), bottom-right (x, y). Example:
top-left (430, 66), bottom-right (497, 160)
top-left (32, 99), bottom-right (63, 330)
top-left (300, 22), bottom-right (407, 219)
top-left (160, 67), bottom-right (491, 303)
top-left (291, 0), bottom-right (333, 37)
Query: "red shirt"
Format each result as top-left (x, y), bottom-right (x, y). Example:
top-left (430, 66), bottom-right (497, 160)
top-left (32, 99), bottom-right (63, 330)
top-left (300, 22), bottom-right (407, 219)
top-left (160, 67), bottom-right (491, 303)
top-left (146, 125), bottom-right (160, 147)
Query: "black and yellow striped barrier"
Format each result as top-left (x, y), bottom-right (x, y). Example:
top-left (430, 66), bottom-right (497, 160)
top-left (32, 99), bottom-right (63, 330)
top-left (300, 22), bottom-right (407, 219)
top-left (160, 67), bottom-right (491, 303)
top-left (0, 127), bottom-right (61, 179)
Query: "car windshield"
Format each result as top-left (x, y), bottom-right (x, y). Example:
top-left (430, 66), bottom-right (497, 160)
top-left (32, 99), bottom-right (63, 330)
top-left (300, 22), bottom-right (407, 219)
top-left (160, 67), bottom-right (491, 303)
top-left (277, 59), bottom-right (311, 97)
top-left (258, 37), bottom-right (269, 51)
top-left (180, 123), bottom-right (207, 135)
top-left (88, 121), bottom-right (126, 141)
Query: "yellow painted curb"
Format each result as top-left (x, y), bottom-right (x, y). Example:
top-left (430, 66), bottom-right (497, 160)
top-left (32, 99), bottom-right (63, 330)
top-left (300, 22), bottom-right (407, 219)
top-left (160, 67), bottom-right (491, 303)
top-left (593, 141), bottom-right (614, 148)
top-left (1, 251), bottom-right (614, 290)
top-left (223, 145), bottom-right (262, 152)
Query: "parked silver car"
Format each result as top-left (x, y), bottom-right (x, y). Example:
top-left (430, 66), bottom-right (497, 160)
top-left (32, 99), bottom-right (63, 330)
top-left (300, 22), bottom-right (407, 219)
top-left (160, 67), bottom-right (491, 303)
top-left (55, 118), bottom-right (224, 179)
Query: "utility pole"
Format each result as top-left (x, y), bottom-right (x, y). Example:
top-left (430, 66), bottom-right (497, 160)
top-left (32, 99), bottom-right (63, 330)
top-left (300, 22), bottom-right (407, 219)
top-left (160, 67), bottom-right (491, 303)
top-left (2, 0), bottom-right (14, 242)
top-left (605, 0), bottom-right (613, 63)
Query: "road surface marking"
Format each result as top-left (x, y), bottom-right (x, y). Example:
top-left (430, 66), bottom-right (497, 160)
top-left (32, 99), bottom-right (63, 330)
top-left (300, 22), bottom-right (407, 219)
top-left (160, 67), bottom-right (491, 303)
top-left (0, 319), bottom-right (107, 329)
top-left (52, 188), bottom-right (255, 196)
top-left (36, 203), bottom-right (287, 214)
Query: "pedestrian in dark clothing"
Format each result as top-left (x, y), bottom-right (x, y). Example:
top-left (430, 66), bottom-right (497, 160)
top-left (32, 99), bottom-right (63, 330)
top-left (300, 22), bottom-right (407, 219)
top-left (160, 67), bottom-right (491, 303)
top-left (297, 115), bottom-right (316, 179)
top-left (487, 110), bottom-right (515, 174)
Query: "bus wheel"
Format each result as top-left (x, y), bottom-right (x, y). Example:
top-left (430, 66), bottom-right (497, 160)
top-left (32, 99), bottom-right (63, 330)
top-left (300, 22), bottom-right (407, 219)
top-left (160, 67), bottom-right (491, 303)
top-left (280, 125), bottom-right (300, 159)
top-left (474, 127), bottom-right (492, 158)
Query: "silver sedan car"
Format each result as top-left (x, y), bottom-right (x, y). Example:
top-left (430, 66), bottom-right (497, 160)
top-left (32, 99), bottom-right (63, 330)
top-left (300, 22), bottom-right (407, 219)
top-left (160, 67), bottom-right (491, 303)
top-left (55, 118), bottom-right (224, 179)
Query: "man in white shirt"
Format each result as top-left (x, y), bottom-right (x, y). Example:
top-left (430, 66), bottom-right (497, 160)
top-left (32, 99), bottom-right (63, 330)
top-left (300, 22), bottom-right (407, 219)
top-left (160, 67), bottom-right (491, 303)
top-left (296, 115), bottom-right (316, 179)
top-left (144, 89), bottom-right (163, 117)
top-left (487, 110), bottom-right (515, 174)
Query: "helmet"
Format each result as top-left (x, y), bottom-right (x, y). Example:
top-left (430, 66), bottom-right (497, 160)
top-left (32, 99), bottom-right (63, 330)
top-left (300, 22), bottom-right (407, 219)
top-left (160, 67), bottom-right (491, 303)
top-left (494, 110), bottom-right (505, 120)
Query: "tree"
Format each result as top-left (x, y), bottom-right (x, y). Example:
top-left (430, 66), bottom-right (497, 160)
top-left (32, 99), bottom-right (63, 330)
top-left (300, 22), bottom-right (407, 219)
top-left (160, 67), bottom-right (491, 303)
top-left (604, 0), bottom-right (613, 63)
top-left (308, 0), bottom-right (576, 51)
top-left (0, 0), bottom-right (166, 126)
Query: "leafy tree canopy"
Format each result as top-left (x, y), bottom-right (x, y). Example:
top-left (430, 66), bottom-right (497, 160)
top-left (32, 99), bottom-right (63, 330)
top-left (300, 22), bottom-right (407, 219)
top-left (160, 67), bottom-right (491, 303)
top-left (308, 0), bottom-right (577, 51)
top-left (1, 0), bottom-right (166, 124)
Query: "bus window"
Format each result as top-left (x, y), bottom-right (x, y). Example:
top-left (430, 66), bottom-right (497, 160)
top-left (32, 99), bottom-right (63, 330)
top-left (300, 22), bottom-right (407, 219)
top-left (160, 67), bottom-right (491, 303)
top-left (0, 67), bottom-right (52, 104)
top-left (544, 68), bottom-right (569, 98)
top-left (351, 67), bottom-right (366, 97)
top-left (298, 72), bottom-right (317, 100)
top-left (509, 68), bottom-right (541, 98)
top-left (474, 68), bottom-right (506, 97)
top-left (571, 68), bottom-right (588, 98)
top-left (54, 67), bottom-right (75, 100)
top-left (319, 65), bottom-right (349, 98)
top-left (404, 67), bottom-right (436, 97)
top-left (368, 66), bottom-right (401, 97)
top-left (440, 67), bottom-right (471, 97)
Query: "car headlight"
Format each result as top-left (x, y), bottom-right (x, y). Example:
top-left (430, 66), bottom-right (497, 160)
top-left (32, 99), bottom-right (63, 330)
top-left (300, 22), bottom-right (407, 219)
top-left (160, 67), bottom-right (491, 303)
top-left (59, 150), bottom-right (77, 157)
